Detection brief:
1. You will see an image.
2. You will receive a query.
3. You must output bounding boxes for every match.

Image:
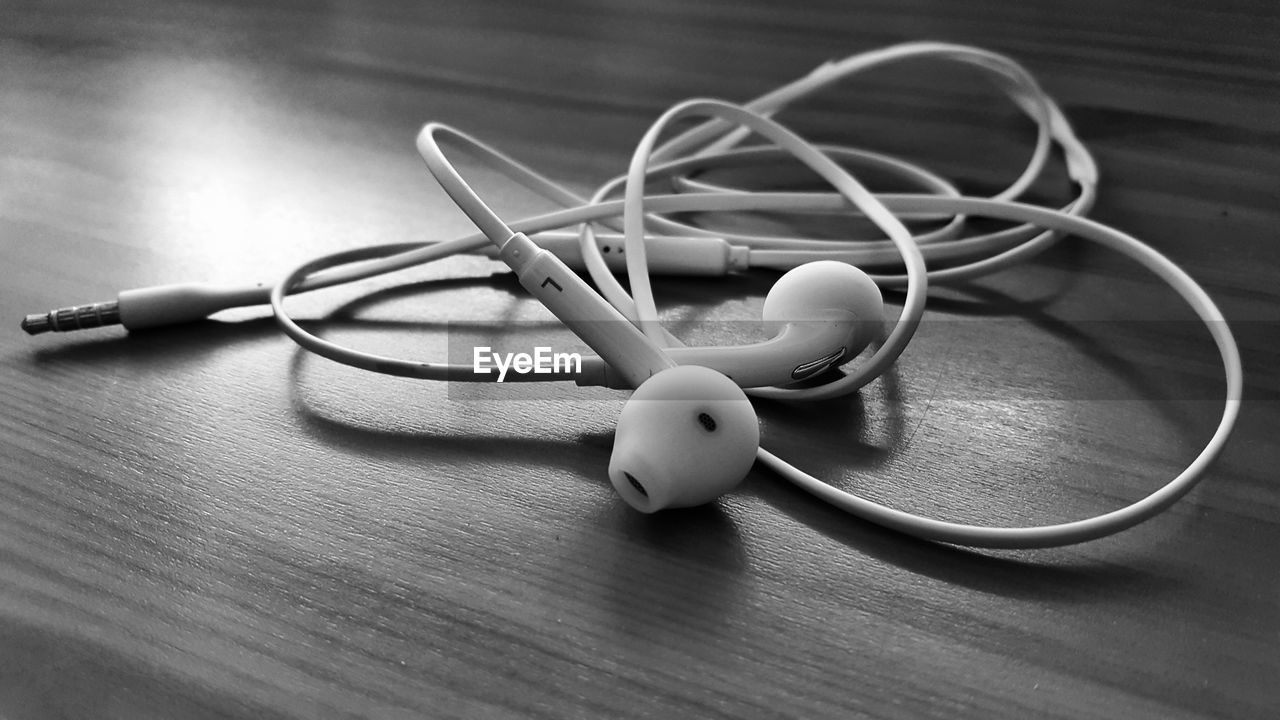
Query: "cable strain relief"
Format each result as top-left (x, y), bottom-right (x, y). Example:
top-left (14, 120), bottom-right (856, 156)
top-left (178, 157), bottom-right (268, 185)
top-left (496, 232), bottom-right (541, 275)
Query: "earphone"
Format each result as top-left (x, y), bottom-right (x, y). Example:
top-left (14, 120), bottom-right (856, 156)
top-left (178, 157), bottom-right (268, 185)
top-left (19, 42), bottom-right (1243, 548)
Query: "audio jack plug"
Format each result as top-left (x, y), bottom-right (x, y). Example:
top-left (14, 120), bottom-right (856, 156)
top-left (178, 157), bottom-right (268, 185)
top-left (19, 283), bottom-right (270, 336)
top-left (22, 301), bottom-right (121, 335)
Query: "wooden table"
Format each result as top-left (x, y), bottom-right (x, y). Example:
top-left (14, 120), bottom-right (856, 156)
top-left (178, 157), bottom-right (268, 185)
top-left (2, 1), bottom-right (1276, 718)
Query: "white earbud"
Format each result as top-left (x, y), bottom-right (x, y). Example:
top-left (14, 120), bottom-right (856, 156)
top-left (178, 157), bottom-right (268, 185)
top-left (608, 365), bottom-right (760, 512)
top-left (678, 259), bottom-right (885, 382)
top-left (760, 260), bottom-right (885, 367)
top-left (578, 260), bottom-right (887, 390)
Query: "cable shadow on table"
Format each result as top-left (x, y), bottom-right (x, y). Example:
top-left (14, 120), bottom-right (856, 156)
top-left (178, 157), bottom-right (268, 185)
top-left (740, 277), bottom-right (1210, 603)
top-left (285, 275), bottom-right (1189, 607)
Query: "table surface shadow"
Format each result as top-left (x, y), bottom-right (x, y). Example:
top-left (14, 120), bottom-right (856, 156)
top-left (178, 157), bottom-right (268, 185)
top-left (1, 1), bottom-right (1277, 719)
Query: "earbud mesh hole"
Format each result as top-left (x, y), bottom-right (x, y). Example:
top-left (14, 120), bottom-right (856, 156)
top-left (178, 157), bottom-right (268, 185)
top-left (624, 472), bottom-right (648, 497)
top-left (697, 412), bottom-right (717, 432)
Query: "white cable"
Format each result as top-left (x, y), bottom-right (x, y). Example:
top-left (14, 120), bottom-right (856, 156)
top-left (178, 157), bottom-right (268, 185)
top-left (257, 43), bottom-right (1240, 548)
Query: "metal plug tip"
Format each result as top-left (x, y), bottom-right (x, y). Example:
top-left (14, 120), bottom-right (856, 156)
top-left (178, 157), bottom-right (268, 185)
top-left (21, 314), bottom-right (52, 335)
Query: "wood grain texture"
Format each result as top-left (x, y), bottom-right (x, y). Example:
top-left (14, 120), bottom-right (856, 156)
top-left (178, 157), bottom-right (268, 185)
top-left (1, 1), bottom-right (1277, 718)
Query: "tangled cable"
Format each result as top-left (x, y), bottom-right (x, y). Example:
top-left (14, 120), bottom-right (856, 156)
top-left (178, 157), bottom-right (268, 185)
top-left (268, 42), bottom-right (1242, 548)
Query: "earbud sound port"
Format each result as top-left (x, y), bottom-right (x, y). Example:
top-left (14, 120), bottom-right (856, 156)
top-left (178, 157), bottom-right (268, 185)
top-left (624, 472), bottom-right (648, 497)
